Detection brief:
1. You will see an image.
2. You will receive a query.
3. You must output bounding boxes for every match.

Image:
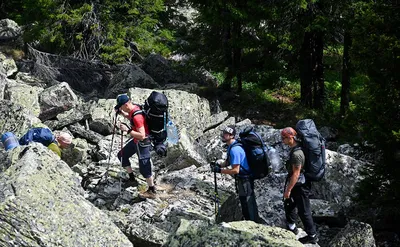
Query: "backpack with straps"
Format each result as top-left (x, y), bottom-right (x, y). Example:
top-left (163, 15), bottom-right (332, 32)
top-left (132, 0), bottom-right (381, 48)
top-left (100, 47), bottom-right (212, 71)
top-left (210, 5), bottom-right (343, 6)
top-left (19, 128), bottom-right (55, 147)
top-left (230, 126), bottom-right (270, 179)
top-left (132, 91), bottom-right (169, 156)
top-left (295, 119), bottom-right (326, 182)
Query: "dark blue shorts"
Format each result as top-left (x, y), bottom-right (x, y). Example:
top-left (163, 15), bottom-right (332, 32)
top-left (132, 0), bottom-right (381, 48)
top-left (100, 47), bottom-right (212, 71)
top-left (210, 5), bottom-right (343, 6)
top-left (117, 138), bottom-right (152, 178)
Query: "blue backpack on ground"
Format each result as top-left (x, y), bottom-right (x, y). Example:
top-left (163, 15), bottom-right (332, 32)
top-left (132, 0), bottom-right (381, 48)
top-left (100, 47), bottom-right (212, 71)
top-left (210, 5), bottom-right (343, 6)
top-left (232, 126), bottom-right (271, 179)
top-left (19, 128), bottom-right (55, 147)
top-left (295, 119), bottom-right (326, 182)
top-left (1, 132), bottom-right (20, 151)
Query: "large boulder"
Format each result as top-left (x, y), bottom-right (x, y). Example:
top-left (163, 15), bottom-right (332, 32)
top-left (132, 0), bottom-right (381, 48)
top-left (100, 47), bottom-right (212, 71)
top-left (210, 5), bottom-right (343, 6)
top-left (128, 88), bottom-right (211, 139)
top-left (157, 128), bottom-right (208, 171)
top-left (4, 80), bottom-right (43, 117)
top-left (0, 100), bottom-right (41, 137)
top-left (0, 144), bottom-right (133, 247)
top-left (0, 19), bottom-right (21, 42)
top-left (0, 52), bottom-right (17, 77)
top-left (311, 150), bottom-right (366, 207)
top-left (328, 220), bottom-right (376, 247)
top-left (105, 64), bottom-right (159, 98)
top-left (167, 219), bottom-right (303, 247)
top-left (38, 82), bottom-right (78, 121)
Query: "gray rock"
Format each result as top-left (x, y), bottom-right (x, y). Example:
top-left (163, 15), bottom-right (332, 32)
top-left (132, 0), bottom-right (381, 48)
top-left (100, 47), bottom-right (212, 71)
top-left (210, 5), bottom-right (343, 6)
top-left (0, 72), bottom-right (9, 99)
top-left (105, 64), bottom-right (159, 98)
top-left (44, 108), bottom-right (88, 130)
top-left (310, 199), bottom-right (346, 227)
top-left (195, 68), bottom-right (218, 87)
top-left (167, 219), bottom-right (303, 247)
top-left (4, 80), bottom-right (43, 117)
top-left (0, 143), bottom-right (133, 247)
top-left (209, 99), bottom-right (222, 114)
top-left (199, 116), bottom-right (236, 160)
top-left (0, 99), bottom-right (41, 137)
top-left (0, 52), bottom-right (17, 77)
top-left (88, 99), bottom-right (116, 135)
top-left (38, 82), bottom-right (78, 121)
top-left (0, 19), bottom-right (21, 42)
top-left (319, 126), bottom-right (338, 141)
top-left (142, 53), bottom-right (181, 86)
top-left (15, 72), bottom-right (48, 88)
top-left (68, 123), bottom-right (104, 144)
top-left (329, 220), bottom-right (376, 247)
top-left (204, 111), bottom-right (229, 130)
top-left (161, 82), bottom-right (199, 93)
top-left (157, 128), bottom-right (207, 171)
top-left (312, 150), bottom-right (367, 206)
top-left (61, 137), bottom-right (89, 166)
top-left (128, 87), bottom-right (211, 139)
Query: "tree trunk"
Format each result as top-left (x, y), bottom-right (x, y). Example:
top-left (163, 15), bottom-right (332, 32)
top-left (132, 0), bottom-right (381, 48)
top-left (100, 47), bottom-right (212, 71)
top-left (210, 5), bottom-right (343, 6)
top-left (340, 31), bottom-right (352, 116)
top-left (300, 32), bottom-right (313, 107)
top-left (314, 32), bottom-right (325, 109)
top-left (232, 21), bottom-right (242, 92)
top-left (221, 7), bottom-right (233, 90)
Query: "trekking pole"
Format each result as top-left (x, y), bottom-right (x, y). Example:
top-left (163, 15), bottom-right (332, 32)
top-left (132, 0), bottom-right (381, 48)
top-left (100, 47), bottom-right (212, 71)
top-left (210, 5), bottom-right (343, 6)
top-left (119, 130), bottom-right (124, 196)
top-left (214, 169), bottom-right (220, 222)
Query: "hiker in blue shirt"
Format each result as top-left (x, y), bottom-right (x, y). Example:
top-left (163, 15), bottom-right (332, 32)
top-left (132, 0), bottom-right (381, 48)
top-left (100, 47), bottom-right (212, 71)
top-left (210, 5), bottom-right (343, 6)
top-left (210, 125), bottom-right (260, 222)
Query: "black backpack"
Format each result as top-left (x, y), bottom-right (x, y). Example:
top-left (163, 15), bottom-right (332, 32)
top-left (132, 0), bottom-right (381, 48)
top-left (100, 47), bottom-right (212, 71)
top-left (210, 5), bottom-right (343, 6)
top-left (231, 126), bottom-right (270, 179)
top-left (295, 119), bottom-right (326, 182)
top-left (133, 91), bottom-right (169, 156)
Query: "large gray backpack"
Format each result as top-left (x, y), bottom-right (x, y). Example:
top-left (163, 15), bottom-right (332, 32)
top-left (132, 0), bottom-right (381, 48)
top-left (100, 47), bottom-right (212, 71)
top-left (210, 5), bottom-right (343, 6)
top-left (295, 119), bottom-right (326, 182)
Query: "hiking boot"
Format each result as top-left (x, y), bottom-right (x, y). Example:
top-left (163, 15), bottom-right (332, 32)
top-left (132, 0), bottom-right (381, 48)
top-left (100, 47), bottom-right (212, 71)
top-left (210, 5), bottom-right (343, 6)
top-left (122, 178), bottom-right (139, 188)
top-left (139, 188), bottom-right (157, 199)
top-left (299, 235), bottom-right (319, 244)
top-left (287, 226), bottom-right (299, 235)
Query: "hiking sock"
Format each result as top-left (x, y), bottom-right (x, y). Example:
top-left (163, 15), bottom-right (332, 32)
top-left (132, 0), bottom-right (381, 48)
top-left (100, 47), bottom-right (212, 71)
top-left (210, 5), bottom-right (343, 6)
top-left (288, 223), bottom-right (296, 230)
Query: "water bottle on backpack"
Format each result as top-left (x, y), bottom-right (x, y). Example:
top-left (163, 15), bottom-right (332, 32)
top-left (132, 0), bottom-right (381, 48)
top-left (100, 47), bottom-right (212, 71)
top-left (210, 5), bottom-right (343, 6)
top-left (166, 119), bottom-right (179, 145)
top-left (267, 146), bottom-right (282, 172)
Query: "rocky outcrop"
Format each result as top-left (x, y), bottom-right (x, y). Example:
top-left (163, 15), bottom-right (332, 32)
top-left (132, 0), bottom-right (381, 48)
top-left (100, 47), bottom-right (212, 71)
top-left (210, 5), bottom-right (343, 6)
top-left (328, 220), bottom-right (376, 247)
top-left (105, 64), bottom-right (159, 98)
top-left (0, 144), bottom-right (133, 247)
top-left (38, 82), bottom-right (78, 121)
top-left (167, 219), bottom-right (303, 247)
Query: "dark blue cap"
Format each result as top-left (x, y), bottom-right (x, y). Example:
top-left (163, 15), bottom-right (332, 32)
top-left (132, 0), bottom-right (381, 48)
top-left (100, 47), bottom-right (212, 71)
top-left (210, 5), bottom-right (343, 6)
top-left (114, 94), bottom-right (130, 110)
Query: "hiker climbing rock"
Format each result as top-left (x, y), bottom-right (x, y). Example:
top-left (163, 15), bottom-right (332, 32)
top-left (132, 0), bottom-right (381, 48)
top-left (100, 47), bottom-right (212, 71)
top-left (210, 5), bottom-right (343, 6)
top-left (281, 126), bottom-right (319, 244)
top-left (1, 127), bottom-right (72, 157)
top-left (114, 94), bottom-right (157, 199)
top-left (210, 125), bottom-right (260, 222)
